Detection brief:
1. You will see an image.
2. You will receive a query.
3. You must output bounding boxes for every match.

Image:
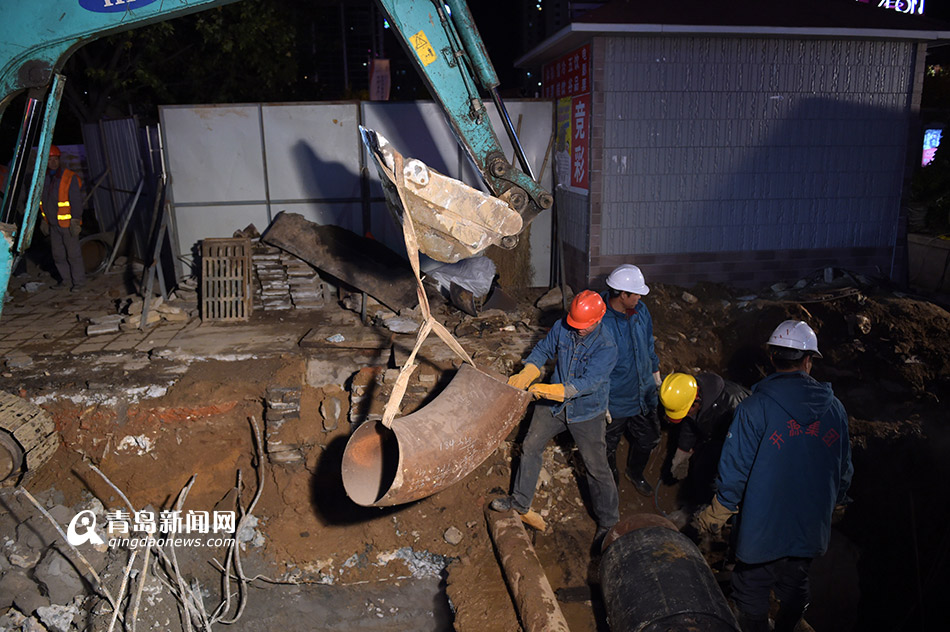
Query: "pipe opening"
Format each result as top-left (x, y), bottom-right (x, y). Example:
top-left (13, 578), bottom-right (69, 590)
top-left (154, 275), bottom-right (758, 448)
top-left (341, 421), bottom-right (400, 506)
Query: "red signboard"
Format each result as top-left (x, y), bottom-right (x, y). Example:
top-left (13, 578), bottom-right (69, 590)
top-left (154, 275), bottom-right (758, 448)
top-left (543, 44), bottom-right (591, 99)
top-left (547, 44), bottom-right (591, 193)
top-left (570, 93), bottom-right (590, 190)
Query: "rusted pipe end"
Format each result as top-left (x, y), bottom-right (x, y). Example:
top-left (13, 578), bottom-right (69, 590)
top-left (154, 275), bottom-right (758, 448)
top-left (602, 513), bottom-right (679, 551)
top-left (341, 422), bottom-right (399, 506)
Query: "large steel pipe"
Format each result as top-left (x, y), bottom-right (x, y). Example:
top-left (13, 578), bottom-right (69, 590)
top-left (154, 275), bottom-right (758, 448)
top-left (342, 364), bottom-right (531, 506)
top-left (600, 514), bottom-right (740, 632)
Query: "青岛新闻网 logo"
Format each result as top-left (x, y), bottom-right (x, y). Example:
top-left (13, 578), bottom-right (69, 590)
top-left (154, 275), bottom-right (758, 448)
top-left (66, 510), bottom-right (105, 546)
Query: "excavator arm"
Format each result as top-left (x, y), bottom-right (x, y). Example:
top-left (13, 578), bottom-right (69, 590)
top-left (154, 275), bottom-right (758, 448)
top-left (370, 0), bottom-right (553, 261)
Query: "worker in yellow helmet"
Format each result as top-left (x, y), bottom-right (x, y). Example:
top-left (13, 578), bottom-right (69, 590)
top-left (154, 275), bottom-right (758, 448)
top-left (660, 372), bottom-right (750, 485)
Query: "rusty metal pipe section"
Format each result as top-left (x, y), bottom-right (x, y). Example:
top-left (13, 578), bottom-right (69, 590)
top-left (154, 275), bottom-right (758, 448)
top-left (599, 514), bottom-right (740, 632)
top-left (486, 506), bottom-right (570, 632)
top-left (342, 364), bottom-right (531, 506)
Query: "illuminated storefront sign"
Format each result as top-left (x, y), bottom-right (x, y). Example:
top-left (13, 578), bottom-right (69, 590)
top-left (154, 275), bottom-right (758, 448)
top-left (855, 0), bottom-right (925, 16)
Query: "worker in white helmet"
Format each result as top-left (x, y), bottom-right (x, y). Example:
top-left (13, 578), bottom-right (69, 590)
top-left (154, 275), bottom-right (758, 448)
top-left (696, 320), bottom-right (853, 632)
top-left (599, 264), bottom-right (662, 496)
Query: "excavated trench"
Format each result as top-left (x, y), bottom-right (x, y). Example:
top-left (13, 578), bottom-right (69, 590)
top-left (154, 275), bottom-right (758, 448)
top-left (2, 274), bottom-right (949, 631)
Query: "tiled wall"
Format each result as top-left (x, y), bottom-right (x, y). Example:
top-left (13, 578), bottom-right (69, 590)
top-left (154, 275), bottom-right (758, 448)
top-left (586, 35), bottom-right (919, 287)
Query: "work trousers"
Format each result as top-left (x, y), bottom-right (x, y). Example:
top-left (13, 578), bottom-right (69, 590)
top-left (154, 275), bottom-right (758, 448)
top-left (605, 409), bottom-right (660, 472)
top-left (511, 404), bottom-right (619, 528)
top-left (731, 557), bottom-right (812, 631)
top-left (48, 224), bottom-right (86, 287)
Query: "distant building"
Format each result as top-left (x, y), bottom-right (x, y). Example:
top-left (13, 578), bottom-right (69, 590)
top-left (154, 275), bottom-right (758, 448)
top-left (517, 0), bottom-right (950, 288)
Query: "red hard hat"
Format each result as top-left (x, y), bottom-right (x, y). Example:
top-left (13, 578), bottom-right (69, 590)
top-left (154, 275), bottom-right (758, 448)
top-left (566, 290), bottom-right (606, 329)
top-left (49, 145), bottom-right (61, 157)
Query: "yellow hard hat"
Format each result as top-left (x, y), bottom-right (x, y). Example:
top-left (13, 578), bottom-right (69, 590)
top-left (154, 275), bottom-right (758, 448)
top-left (660, 373), bottom-right (698, 422)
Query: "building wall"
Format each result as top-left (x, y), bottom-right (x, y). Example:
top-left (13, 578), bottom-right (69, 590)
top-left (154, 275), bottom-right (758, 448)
top-left (588, 35), bottom-right (920, 288)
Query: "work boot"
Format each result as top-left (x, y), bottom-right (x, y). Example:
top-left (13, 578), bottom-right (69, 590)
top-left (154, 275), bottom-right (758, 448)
top-left (490, 496), bottom-right (525, 514)
top-left (626, 447), bottom-right (654, 496)
top-left (625, 468), bottom-right (654, 496)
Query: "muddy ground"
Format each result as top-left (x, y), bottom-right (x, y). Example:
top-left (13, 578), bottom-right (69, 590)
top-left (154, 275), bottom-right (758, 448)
top-left (2, 267), bottom-right (949, 631)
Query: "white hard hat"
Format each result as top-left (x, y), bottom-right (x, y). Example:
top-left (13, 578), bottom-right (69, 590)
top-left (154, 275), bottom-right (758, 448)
top-left (768, 320), bottom-right (822, 358)
top-left (606, 264), bottom-right (649, 295)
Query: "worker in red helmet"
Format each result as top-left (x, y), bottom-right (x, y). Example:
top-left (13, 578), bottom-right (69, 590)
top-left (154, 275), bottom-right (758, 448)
top-left (39, 145), bottom-right (86, 290)
top-left (491, 289), bottom-right (619, 549)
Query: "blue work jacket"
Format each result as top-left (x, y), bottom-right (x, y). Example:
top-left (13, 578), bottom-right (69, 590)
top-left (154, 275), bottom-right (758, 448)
top-left (599, 294), bottom-right (660, 418)
top-left (524, 319), bottom-right (618, 423)
top-left (715, 371), bottom-right (853, 564)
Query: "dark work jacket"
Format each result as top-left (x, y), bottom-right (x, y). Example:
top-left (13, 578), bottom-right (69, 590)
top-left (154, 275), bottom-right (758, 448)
top-left (715, 371), bottom-right (853, 564)
top-left (678, 373), bottom-right (750, 452)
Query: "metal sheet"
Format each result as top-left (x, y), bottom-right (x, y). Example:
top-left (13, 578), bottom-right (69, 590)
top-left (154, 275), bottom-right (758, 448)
top-left (261, 103), bottom-right (361, 201)
top-left (261, 210), bottom-right (416, 312)
top-left (341, 363), bottom-right (531, 507)
top-left (161, 105), bottom-right (266, 204)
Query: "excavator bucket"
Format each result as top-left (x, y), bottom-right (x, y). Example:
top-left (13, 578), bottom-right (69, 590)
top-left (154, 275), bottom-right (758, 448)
top-left (360, 127), bottom-right (524, 264)
top-left (342, 363), bottom-right (532, 507)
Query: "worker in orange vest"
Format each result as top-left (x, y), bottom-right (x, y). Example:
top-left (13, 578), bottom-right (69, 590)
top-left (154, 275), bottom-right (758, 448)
top-left (40, 145), bottom-right (85, 290)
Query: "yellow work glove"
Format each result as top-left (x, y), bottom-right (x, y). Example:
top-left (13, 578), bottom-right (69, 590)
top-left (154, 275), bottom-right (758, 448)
top-left (528, 383), bottom-right (566, 402)
top-left (69, 220), bottom-right (81, 237)
top-left (507, 364), bottom-right (541, 390)
top-left (695, 496), bottom-right (737, 535)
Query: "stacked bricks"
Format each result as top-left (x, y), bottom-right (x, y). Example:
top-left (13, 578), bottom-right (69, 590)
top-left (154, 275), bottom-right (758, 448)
top-left (264, 385), bottom-right (304, 464)
top-left (251, 243), bottom-right (327, 312)
top-left (253, 245), bottom-right (293, 311)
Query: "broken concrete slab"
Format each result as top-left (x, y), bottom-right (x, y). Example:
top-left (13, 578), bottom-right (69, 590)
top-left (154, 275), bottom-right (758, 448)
top-left (262, 212), bottom-right (416, 312)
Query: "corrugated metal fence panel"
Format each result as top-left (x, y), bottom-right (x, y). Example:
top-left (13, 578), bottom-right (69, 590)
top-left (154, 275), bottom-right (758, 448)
top-left (81, 118), bottom-right (150, 258)
top-left (599, 35), bottom-right (913, 257)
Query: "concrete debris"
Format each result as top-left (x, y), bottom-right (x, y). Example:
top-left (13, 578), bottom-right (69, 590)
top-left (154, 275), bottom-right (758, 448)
top-left (5, 352), bottom-right (34, 369)
top-left (454, 308), bottom-right (511, 338)
top-left (116, 434), bottom-right (154, 455)
top-left (680, 291), bottom-right (698, 304)
top-left (22, 282), bottom-right (45, 293)
top-left (237, 514), bottom-right (265, 549)
top-left (536, 286), bottom-right (572, 311)
top-left (443, 527), bottom-right (463, 546)
top-left (85, 322), bottom-right (119, 336)
top-left (0, 607), bottom-right (47, 632)
top-left (34, 548), bottom-right (86, 605)
top-left (382, 317), bottom-right (419, 334)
